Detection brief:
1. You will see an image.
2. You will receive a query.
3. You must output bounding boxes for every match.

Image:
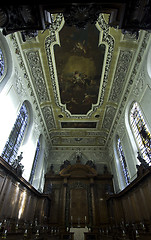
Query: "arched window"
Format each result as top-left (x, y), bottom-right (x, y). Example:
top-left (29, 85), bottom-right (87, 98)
top-left (130, 102), bottom-right (151, 165)
top-left (29, 138), bottom-right (40, 184)
top-left (1, 103), bottom-right (28, 164)
top-left (117, 137), bottom-right (130, 185)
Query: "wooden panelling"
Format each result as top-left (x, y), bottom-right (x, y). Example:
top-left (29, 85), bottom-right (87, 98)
top-left (0, 157), bottom-right (50, 223)
top-left (107, 167), bottom-right (151, 225)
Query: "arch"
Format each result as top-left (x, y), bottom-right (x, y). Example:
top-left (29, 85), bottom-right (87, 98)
top-left (1, 102), bottom-right (29, 164)
top-left (129, 101), bottom-right (151, 165)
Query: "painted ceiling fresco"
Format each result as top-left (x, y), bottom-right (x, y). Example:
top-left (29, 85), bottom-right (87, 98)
top-left (54, 23), bottom-right (105, 115)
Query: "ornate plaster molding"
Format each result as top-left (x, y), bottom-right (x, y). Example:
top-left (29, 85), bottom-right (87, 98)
top-left (41, 106), bottom-right (56, 131)
top-left (132, 66), bottom-right (145, 96)
top-left (26, 50), bottom-right (49, 103)
top-left (50, 130), bottom-right (108, 142)
top-left (51, 136), bottom-right (105, 146)
top-left (109, 50), bottom-right (133, 103)
top-left (14, 67), bottom-right (26, 96)
top-left (102, 105), bottom-right (117, 130)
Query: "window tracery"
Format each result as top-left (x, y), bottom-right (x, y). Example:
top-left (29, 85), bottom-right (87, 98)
top-left (117, 137), bottom-right (130, 185)
top-left (1, 103), bottom-right (28, 164)
top-left (130, 102), bottom-right (151, 165)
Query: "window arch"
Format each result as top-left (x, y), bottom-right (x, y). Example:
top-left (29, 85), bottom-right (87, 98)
top-left (130, 102), bottom-right (151, 165)
top-left (117, 137), bottom-right (130, 186)
top-left (29, 137), bottom-right (41, 184)
top-left (1, 103), bottom-right (29, 164)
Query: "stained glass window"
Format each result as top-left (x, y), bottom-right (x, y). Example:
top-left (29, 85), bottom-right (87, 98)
top-left (1, 103), bottom-right (28, 164)
top-left (0, 48), bottom-right (5, 78)
top-left (29, 138), bottom-right (40, 184)
top-left (117, 137), bottom-right (130, 185)
top-left (130, 102), bottom-right (151, 165)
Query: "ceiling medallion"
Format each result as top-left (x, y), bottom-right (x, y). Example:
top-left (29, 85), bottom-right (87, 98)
top-left (45, 13), bottom-right (114, 118)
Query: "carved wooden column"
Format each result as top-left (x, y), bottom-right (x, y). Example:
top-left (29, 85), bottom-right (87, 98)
top-left (90, 177), bottom-right (96, 226)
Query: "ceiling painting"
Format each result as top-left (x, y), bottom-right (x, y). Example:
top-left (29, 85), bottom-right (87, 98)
top-left (54, 23), bottom-right (106, 115)
top-left (45, 13), bottom-right (114, 118)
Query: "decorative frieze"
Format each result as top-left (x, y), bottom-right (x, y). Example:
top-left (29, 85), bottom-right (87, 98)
top-left (41, 106), bottom-right (56, 131)
top-left (102, 106), bottom-right (117, 130)
top-left (14, 67), bottom-right (26, 96)
top-left (97, 14), bottom-right (114, 107)
top-left (133, 67), bottom-right (145, 96)
top-left (52, 137), bottom-right (100, 146)
top-left (109, 50), bottom-right (133, 103)
top-left (26, 50), bottom-right (49, 103)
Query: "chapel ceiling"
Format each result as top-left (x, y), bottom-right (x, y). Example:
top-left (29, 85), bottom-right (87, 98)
top-left (13, 13), bottom-right (146, 148)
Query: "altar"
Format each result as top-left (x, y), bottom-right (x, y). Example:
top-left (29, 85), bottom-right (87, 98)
top-left (70, 227), bottom-right (89, 240)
